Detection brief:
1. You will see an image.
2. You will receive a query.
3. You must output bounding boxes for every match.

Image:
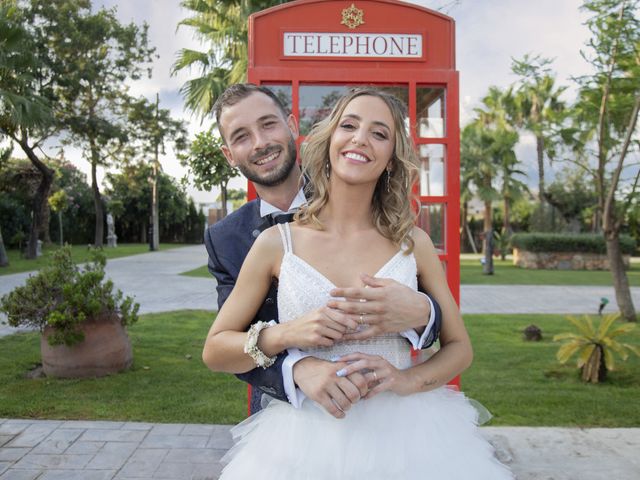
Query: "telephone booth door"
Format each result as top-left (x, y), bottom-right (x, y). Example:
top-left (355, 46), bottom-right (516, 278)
top-left (245, 0), bottom-right (461, 406)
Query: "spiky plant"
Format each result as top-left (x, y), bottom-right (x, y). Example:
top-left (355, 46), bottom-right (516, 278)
top-left (553, 313), bottom-right (639, 383)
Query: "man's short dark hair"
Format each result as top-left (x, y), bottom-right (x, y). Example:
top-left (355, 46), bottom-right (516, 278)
top-left (214, 84), bottom-right (289, 142)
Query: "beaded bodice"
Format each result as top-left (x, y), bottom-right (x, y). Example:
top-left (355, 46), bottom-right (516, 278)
top-left (276, 223), bottom-right (417, 369)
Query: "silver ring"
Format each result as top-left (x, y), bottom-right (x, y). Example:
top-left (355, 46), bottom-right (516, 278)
top-left (359, 298), bottom-right (366, 303)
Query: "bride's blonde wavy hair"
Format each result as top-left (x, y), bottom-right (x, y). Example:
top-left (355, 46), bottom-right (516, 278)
top-left (296, 87), bottom-right (420, 253)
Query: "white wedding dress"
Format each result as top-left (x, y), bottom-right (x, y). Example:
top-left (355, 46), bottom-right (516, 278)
top-left (219, 223), bottom-right (513, 479)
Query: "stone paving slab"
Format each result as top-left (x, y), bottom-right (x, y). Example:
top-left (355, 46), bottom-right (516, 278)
top-left (0, 419), bottom-right (638, 479)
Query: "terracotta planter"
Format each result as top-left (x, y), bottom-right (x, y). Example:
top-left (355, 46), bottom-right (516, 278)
top-left (40, 313), bottom-right (133, 378)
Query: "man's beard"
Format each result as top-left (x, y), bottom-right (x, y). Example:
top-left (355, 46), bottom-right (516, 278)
top-left (239, 136), bottom-right (298, 187)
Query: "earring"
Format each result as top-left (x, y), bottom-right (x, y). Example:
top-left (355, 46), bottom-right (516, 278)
top-left (385, 168), bottom-right (391, 193)
top-left (325, 160), bottom-right (330, 179)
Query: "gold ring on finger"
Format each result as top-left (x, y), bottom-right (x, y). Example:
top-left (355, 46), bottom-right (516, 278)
top-left (359, 313), bottom-right (365, 325)
top-left (373, 370), bottom-right (378, 382)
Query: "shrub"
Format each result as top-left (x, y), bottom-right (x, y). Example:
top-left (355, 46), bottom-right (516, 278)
top-left (511, 233), bottom-right (636, 255)
top-left (554, 314), bottom-right (640, 383)
top-left (0, 245), bottom-right (139, 346)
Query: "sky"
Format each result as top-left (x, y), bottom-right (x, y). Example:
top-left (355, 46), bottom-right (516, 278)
top-left (41, 0), bottom-right (595, 204)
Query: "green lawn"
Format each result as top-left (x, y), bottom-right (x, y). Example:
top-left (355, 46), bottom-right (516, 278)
top-left (0, 310), bottom-right (244, 424)
top-left (0, 243), bottom-right (186, 276)
top-left (460, 257), bottom-right (640, 286)
top-left (181, 265), bottom-right (212, 278)
top-left (463, 314), bottom-right (640, 427)
top-left (0, 311), bottom-right (638, 426)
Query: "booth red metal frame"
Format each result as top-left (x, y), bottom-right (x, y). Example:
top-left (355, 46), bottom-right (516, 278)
top-left (245, 0), bottom-right (461, 409)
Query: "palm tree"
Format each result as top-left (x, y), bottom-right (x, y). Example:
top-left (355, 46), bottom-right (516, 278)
top-left (173, 0), bottom-right (289, 118)
top-left (475, 87), bottom-right (521, 233)
top-left (462, 87), bottom-right (525, 271)
top-left (511, 55), bottom-right (566, 206)
top-left (461, 121), bottom-right (500, 273)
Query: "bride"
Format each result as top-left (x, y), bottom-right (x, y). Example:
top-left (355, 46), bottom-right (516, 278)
top-left (203, 87), bottom-right (513, 479)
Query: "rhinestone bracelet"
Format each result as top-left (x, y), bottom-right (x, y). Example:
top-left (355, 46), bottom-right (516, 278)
top-left (244, 320), bottom-right (277, 369)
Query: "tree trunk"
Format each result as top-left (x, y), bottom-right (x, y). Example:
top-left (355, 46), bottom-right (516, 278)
top-left (461, 200), bottom-right (470, 253)
top-left (19, 139), bottom-right (54, 259)
top-left (90, 149), bottom-right (104, 247)
top-left (581, 345), bottom-right (606, 383)
top-left (151, 94), bottom-right (160, 251)
top-left (536, 135), bottom-right (545, 206)
top-left (151, 165), bottom-right (159, 251)
top-left (503, 196), bottom-right (512, 235)
top-left (41, 205), bottom-right (52, 244)
top-left (605, 233), bottom-right (636, 322)
top-left (0, 225), bottom-right (9, 267)
top-left (482, 200), bottom-right (494, 275)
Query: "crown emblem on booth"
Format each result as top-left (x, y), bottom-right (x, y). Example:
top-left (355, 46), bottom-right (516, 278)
top-left (341, 3), bottom-right (365, 29)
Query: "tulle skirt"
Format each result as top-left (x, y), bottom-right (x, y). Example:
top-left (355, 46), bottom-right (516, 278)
top-left (219, 387), bottom-right (514, 479)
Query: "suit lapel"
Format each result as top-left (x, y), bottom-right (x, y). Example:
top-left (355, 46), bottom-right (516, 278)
top-left (250, 199), bottom-right (271, 239)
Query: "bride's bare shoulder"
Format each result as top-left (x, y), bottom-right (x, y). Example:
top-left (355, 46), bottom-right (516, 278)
top-left (410, 226), bottom-right (438, 261)
top-left (252, 225), bottom-right (287, 256)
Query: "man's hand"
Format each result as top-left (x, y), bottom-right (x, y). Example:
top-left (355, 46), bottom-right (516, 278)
top-left (293, 357), bottom-right (368, 419)
top-left (335, 352), bottom-right (420, 399)
top-left (279, 307), bottom-right (358, 350)
top-left (327, 273), bottom-right (431, 341)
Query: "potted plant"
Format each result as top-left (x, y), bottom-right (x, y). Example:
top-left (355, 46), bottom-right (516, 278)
top-left (554, 313), bottom-right (639, 383)
top-left (0, 245), bottom-right (139, 378)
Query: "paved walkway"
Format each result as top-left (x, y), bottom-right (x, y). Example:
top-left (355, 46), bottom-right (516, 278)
top-left (1, 246), bottom-right (639, 479)
top-left (1, 419), bottom-right (638, 479)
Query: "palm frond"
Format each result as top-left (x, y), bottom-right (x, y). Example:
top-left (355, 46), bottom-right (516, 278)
top-left (595, 313), bottom-right (621, 339)
top-left (179, 69), bottom-right (227, 118)
top-left (553, 332), bottom-right (582, 341)
top-left (565, 315), bottom-right (595, 338)
top-left (171, 48), bottom-right (212, 74)
top-left (603, 347), bottom-right (615, 371)
top-left (577, 343), bottom-right (596, 368)
top-left (607, 323), bottom-right (636, 338)
top-left (556, 341), bottom-right (583, 363)
top-left (621, 343), bottom-right (640, 357)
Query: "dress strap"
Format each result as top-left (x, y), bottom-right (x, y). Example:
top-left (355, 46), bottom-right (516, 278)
top-left (276, 222), bottom-right (293, 254)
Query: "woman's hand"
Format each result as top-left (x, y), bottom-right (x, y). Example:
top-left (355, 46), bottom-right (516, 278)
top-left (269, 306), bottom-right (358, 351)
top-left (335, 352), bottom-right (418, 399)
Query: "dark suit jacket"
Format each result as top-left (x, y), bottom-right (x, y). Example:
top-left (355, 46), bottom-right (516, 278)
top-left (204, 199), bottom-right (286, 413)
top-left (205, 198), bottom-right (442, 413)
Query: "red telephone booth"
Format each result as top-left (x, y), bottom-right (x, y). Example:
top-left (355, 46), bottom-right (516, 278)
top-left (246, 0), bottom-right (461, 402)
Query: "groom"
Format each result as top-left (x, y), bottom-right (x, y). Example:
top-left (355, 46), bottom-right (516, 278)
top-left (205, 84), bottom-right (441, 418)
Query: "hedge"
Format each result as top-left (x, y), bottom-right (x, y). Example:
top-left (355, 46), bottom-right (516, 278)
top-left (510, 233), bottom-right (636, 255)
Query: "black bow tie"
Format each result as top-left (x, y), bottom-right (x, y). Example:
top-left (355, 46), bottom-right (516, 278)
top-left (271, 212), bottom-right (296, 225)
top-left (253, 212), bottom-right (296, 238)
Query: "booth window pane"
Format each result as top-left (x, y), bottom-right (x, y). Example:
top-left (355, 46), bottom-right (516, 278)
top-left (419, 144), bottom-right (445, 196)
top-left (299, 85), bottom-right (408, 135)
top-left (418, 204), bottom-right (445, 253)
top-left (262, 84), bottom-right (292, 113)
top-left (417, 87), bottom-right (445, 138)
